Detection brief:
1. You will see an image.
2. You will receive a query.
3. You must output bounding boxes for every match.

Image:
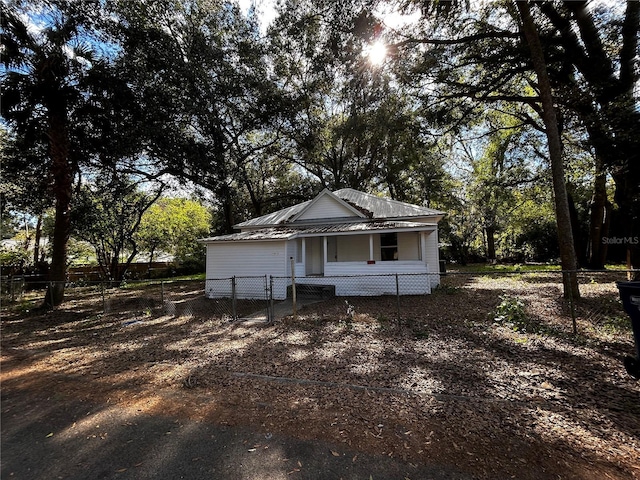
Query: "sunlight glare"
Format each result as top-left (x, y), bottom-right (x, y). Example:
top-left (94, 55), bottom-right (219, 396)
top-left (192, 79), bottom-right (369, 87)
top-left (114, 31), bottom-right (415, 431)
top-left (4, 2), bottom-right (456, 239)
top-left (367, 40), bottom-right (387, 66)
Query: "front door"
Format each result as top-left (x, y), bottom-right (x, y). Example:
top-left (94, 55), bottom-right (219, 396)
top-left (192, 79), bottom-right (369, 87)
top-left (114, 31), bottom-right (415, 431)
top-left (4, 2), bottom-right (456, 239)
top-left (305, 237), bottom-right (324, 276)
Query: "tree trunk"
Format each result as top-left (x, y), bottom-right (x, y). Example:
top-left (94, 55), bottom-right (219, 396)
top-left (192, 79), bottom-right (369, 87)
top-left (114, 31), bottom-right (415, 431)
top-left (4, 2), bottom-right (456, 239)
top-left (220, 184), bottom-right (235, 234)
top-left (44, 107), bottom-right (73, 307)
top-left (517, 1), bottom-right (580, 298)
top-left (567, 192), bottom-right (586, 268)
top-left (485, 225), bottom-right (497, 262)
top-left (117, 247), bottom-right (138, 283)
top-left (587, 156), bottom-right (610, 269)
top-left (33, 215), bottom-right (42, 269)
top-left (580, 121), bottom-right (637, 273)
top-left (109, 254), bottom-right (120, 283)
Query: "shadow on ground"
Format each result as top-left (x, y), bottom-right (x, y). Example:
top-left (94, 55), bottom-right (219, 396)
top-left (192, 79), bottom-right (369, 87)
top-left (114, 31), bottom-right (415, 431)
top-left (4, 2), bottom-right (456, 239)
top-left (1, 385), bottom-right (469, 480)
top-left (1, 275), bottom-right (638, 480)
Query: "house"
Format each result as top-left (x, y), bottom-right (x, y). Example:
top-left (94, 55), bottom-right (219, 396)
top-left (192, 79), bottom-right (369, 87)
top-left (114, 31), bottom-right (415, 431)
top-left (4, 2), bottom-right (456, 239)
top-left (200, 188), bottom-right (445, 299)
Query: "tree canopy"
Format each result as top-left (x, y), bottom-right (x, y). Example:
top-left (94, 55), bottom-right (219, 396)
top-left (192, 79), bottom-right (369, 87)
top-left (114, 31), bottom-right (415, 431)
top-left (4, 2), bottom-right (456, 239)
top-left (2, 0), bottom-right (638, 306)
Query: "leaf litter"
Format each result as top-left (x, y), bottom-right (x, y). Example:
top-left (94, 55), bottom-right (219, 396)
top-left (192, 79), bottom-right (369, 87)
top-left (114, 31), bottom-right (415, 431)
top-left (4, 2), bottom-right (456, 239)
top-left (1, 273), bottom-right (639, 479)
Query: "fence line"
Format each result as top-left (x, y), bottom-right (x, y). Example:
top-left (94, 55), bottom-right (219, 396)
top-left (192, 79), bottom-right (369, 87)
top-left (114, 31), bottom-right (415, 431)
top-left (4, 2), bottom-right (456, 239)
top-left (1, 270), bottom-right (637, 332)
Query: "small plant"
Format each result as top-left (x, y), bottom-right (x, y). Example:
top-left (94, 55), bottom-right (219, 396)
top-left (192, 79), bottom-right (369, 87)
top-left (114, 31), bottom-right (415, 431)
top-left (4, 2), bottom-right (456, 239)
top-left (599, 315), bottom-right (631, 335)
top-left (413, 328), bottom-right (430, 339)
top-left (434, 284), bottom-right (459, 295)
top-left (345, 300), bottom-right (355, 319)
top-left (376, 315), bottom-right (391, 332)
top-left (491, 295), bottom-right (529, 333)
top-left (14, 299), bottom-right (36, 314)
top-left (340, 300), bottom-right (355, 328)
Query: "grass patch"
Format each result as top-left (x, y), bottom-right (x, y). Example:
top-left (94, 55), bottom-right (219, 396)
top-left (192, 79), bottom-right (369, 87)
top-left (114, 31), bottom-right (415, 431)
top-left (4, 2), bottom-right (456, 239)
top-left (433, 284), bottom-right (460, 295)
top-left (598, 315), bottom-right (632, 335)
top-left (451, 263), bottom-right (561, 274)
top-left (119, 275), bottom-right (204, 290)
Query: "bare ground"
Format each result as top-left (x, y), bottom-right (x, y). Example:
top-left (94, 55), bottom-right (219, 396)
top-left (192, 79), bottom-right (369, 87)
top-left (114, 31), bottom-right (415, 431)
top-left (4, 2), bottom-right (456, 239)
top-left (1, 272), bottom-right (639, 479)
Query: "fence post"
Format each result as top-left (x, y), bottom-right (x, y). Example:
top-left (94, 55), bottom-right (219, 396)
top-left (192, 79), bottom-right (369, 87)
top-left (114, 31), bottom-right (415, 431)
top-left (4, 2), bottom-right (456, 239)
top-left (161, 281), bottom-right (165, 314)
top-left (10, 277), bottom-right (15, 303)
top-left (569, 272), bottom-right (577, 335)
top-left (231, 276), bottom-right (237, 321)
top-left (49, 281), bottom-right (54, 309)
top-left (290, 257), bottom-right (297, 319)
top-left (395, 273), bottom-right (401, 329)
top-left (270, 276), bottom-right (274, 324)
top-left (101, 281), bottom-right (106, 313)
top-left (265, 275), bottom-right (269, 322)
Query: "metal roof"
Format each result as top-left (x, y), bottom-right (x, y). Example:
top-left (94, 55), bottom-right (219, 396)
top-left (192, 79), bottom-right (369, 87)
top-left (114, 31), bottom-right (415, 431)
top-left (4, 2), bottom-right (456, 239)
top-left (334, 189), bottom-right (444, 219)
top-left (200, 221), bottom-right (437, 243)
top-left (199, 229), bottom-right (298, 242)
top-left (234, 188), bottom-right (444, 229)
top-left (234, 202), bottom-right (310, 228)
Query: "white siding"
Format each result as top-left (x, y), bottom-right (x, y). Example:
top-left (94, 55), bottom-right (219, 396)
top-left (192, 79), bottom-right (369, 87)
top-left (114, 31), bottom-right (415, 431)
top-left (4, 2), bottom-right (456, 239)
top-left (324, 261), bottom-right (428, 276)
top-left (205, 241), bottom-right (287, 298)
top-left (334, 235), bottom-right (369, 262)
top-left (372, 234), bottom-right (381, 261)
top-left (297, 195), bottom-right (360, 221)
top-left (300, 261), bottom-right (432, 296)
top-left (423, 230), bottom-right (441, 288)
top-left (286, 240), bottom-right (297, 264)
top-left (398, 232), bottom-right (421, 261)
top-left (203, 229), bottom-right (441, 299)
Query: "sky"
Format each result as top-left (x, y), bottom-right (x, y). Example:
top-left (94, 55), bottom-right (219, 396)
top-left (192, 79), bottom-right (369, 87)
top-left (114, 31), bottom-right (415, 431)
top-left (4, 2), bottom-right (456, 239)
top-left (237, 0), bottom-right (421, 34)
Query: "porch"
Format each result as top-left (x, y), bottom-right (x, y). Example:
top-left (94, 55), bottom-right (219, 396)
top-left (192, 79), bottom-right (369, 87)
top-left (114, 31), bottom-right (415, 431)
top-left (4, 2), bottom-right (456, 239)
top-left (288, 230), bottom-right (439, 296)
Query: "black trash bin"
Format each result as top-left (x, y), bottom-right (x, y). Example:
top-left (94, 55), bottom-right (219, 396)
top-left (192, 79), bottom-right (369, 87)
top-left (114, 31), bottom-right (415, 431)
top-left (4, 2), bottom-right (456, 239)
top-left (616, 281), bottom-right (640, 379)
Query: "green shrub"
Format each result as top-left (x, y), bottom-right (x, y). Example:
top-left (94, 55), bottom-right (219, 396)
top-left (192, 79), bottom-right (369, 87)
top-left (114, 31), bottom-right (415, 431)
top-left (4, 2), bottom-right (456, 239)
top-left (491, 295), bottom-right (529, 332)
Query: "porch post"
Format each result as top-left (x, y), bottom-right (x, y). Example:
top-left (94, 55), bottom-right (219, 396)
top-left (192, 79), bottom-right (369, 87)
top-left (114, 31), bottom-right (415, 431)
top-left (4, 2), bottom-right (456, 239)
top-left (369, 234), bottom-right (374, 261)
top-left (301, 237), bottom-right (306, 269)
top-left (323, 236), bottom-right (328, 267)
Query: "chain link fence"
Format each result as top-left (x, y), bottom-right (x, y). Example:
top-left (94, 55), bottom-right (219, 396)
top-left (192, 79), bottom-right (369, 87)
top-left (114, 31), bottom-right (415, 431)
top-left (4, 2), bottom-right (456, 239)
top-left (1, 270), bottom-right (637, 333)
top-left (0, 277), bottom-right (270, 321)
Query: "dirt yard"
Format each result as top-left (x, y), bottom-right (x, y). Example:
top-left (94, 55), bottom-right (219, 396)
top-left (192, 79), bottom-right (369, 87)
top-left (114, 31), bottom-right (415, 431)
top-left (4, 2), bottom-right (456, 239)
top-left (2, 272), bottom-right (639, 479)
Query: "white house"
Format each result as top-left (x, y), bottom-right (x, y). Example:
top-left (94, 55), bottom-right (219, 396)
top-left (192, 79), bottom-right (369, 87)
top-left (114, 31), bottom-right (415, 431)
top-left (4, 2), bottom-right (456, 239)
top-left (200, 188), bottom-right (445, 299)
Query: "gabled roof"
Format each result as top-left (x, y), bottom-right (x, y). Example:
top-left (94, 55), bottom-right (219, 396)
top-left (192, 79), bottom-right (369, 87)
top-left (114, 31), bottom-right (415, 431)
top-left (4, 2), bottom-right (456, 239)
top-left (234, 188), bottom-right (444, 229)
top-left (289, 189), bottom-right (366, 222)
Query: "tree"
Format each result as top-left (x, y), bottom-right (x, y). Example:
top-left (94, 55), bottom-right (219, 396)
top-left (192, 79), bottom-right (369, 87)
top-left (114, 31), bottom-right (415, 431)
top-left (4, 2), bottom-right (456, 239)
top-left (536, 1), bottom-right (639, 275)
top-left (72, 174), bottom-right (162, 282)
top-left (586, 155), bottom-right (612, 269)
top-left (516, 0), bottom-right (579, 297)
top-left (136, 197), bottom-right (212, 268)
top-left (469, 127), bottom-right (522, 262)
top-left (394, 0), bottom-right (639, 277)
top-left (268, 0), bottom-right (450, 206)
top-left (113, 0), bottom-right (287, 233)
top-left (2, 1), bottom-right (87, 304)
top-left (1, 0), bottom-right (134, 304)
top-left (269, 0), bottom-right (376, 190)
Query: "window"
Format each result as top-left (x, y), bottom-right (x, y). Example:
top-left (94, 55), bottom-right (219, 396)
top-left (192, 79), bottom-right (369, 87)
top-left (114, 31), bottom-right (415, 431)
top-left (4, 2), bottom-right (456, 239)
top-left (296, 238), bottom-right (303, 263)
top-left (380, 232), bottom-right (398, 261)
